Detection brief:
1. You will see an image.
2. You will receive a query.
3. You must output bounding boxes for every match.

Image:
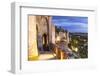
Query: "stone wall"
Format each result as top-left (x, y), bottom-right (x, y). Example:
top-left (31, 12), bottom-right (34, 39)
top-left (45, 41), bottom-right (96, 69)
top-left (36, 16), bottom-right (53, 51)
top-left (51, 24), bottom-right (55, 44)
top-left (28, 15), bottom-right (56, 59)
top-left (28, 16), bottom-right (38, 59)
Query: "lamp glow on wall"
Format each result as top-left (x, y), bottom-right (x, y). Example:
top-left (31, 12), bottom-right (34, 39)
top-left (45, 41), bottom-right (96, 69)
top-left (56, 36), bottom-right (60, 42)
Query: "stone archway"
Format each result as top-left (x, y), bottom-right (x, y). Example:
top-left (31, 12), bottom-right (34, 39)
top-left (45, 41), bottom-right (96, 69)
top-left (36, 16), bottom-right (50, 52)
top-left (42, 17), bottom-right (50, 51)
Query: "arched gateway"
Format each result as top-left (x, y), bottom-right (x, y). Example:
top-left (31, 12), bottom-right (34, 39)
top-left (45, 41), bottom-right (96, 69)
top-left (36, 16), bottom-right (50, 52)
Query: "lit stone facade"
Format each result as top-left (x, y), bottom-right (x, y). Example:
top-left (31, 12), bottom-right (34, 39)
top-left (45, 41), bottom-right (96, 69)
top-left (28, 16), bottom-right (55, 59)
top-left (28, 16), bottom-right (38, 60)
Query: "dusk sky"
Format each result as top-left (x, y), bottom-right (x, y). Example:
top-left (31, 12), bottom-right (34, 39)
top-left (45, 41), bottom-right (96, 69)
top-left (52, 16), bottom-right (88, 33)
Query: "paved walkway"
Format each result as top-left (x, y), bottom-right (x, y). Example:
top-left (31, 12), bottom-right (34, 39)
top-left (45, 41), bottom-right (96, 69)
top-left (38, 51), bottom-right (56, 60)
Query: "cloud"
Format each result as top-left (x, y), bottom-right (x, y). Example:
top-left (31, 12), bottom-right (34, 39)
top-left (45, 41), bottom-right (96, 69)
top-left (52, 16), bottom-right (88, 33)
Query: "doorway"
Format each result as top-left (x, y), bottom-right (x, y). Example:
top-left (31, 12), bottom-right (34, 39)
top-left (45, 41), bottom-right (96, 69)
top-left (42, 33), bottom-right (49, 51)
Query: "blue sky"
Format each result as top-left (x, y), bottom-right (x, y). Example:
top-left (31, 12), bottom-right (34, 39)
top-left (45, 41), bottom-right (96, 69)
top-left (52, 16), bottom-right (88, 33)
